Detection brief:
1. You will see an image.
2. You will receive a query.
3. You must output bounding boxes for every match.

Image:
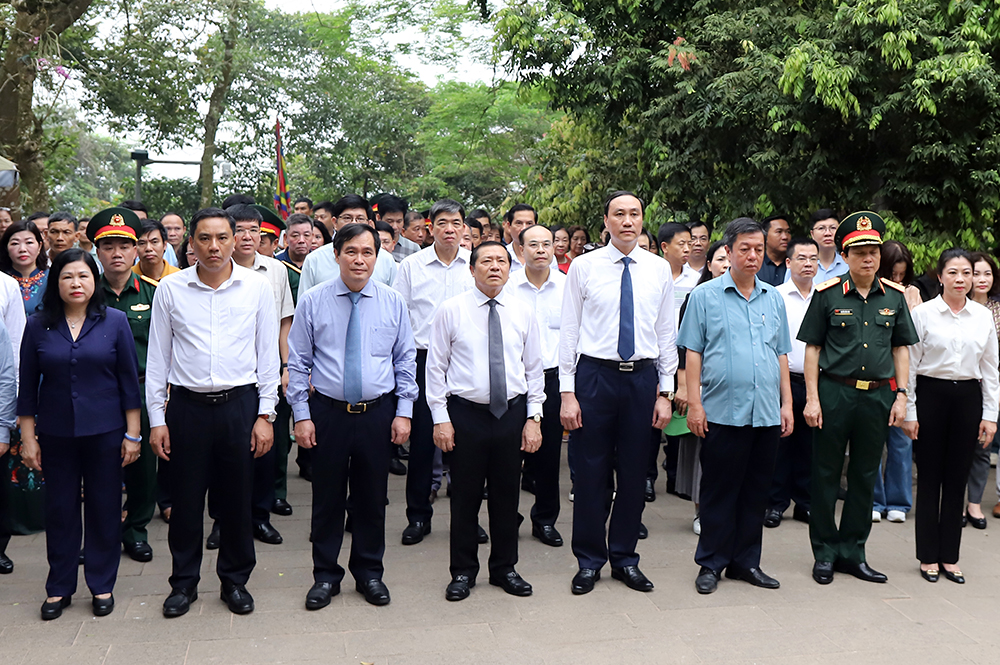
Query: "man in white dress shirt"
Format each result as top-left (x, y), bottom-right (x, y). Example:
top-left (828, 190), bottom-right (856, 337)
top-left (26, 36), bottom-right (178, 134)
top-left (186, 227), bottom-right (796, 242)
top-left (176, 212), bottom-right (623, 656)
top-left (147, 207), bottom-right (280, 618)
top-left (766, 238), bottom-right (818, 528)
top-left (427, 241), bottom-right (544, 601)
top-left (508, 225), bottom-right (566, 547)
top-left (560, 191), bottom-right (678, 595)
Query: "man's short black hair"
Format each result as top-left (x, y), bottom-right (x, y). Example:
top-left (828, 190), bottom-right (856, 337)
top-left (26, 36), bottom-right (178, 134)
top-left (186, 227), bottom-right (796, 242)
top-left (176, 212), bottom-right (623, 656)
top-left (603, 190), bottom-right (644, 215)
top-left (471, 240), bottom-right (511, 266)
top-left (376, 194), bottom-right (408, 217)
top-left (786, 237), bottom-right (818, 259)
top-left (333, 223), bottom-right (380, 256)
top-left (656, 222), bottom-right (690, 248)
top-left (26, 211), bottom-right (49, 222)
top-left (121, 200), bottom-right (148, 214)
top-left (504, 203), bottom-right (537, 225)
top-left (519, 223), bottom-right (552, 246)
top-left (48, 211), bottom-right (79, 230)
top-left (762, 215), bottom-right (790, 235)
top-left (429, 199), bottom-right (466, 223)
top-left (468, 208), bottom-right (490, 222)
top-left (227, 203), bottom-right (263, 224)
top-left (294, 196), bottom-right (313, 208)
top-left (809, 208), bottom-right (838, 228)
top-left (722, 217), bottom-right (764, 249)
top-left (160, 212), bottom-right (186, 226)
top-left (139, 218), bottom-right (167, 243)
top-left (466, 218), bottom-right (484, 234)
top-left (190, 207), bottom-right (236, 236)
top-left (375, 220), bottom-right (396, 238)
top-left (332, 194), bottom-right (373, 221)
top-left (314, 200), bottom-right (336, 217)
top-left (285, 212), bottom-right (313, 230)
top-left (687, 220), bottom-right (711, 233)
top-left (404, 210), bottom-right (425, 229)
top-left (221, 193), bottom-right (255, 209)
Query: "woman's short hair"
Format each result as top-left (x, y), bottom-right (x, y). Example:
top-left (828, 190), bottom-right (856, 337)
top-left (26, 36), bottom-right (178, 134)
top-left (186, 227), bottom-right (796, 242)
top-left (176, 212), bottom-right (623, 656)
top-left (567, 225), bottom-right (590, 244)
top-left (0, 221), bottom-right (48, 274)
top-left (39, 248), bottom-right (105, 327)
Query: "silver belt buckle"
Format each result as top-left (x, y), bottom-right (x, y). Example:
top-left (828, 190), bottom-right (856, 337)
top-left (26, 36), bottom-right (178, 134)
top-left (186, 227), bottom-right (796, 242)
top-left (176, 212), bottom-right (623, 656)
top-left (619, 362), bottom-right (634, 372)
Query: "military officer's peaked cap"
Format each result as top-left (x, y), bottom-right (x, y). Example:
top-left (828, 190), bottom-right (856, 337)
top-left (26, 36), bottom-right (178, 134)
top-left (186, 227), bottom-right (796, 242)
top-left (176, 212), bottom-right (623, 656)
top-left (87, 207), bottom-right (143, 245)
top-left (251, 204), bottom-right (286, 237)
top-left (836, 211), bottom-right (886, 252)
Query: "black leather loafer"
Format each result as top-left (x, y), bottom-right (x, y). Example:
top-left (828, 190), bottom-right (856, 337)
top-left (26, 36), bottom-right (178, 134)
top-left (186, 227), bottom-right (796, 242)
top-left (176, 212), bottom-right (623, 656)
top-left (356, 578), bottom-right (391, 606)
top-left (611, 565), bottom-right (654, 592)
top-left (695, 567), bottom-right (719, 594)
top-left (271, 498), bottom-right (293, 516)
top-left (763, 508), bottom-right (782, 528)
top-left (792, 505), bottom-right (810, 523)
top-left (920, 567), bottom-right (939, 583)
top-left (725, 566), bottom-right (780, 589)
top-left (305, 581), bottom-right (339, 610)
top-left (0, 552), bottom-right (13, 574)
top-left (388, 457), bottom-right (407, 476)
top-left (638, 523), bottom-right (648, 540)
top-left (123, 541), bottom-right (153, 562)
top-left (92, 594), bottom-right (115, 616)
top-left (943, 568), bottom-right (965, 584)
top-left (644, 477), bottom-right (655, 502)
top-left (834, 561), bottom-right (887, 583)
top-left (571, 568), bottom-right (600, 595)
top-left (489, 570), bottom-right (532, 597)
top-left (206, 523), bottom-right (221, 550)
top-left (163, 588), bottom-right (197, 617)
top-left (477, 525), bottom-right (489, 544)
top-left (401, 521), bottom-right (431, 545)
top-left (532, 523), bottom-right (563, 547)
top-left (254, 522), bottom-right (283, 545)
top-left (812, 561), bottom-right (834, 585)
top-left (966, 510), bottom-right (987, 530)
top-left (220, 584), bottom-right (254, 614)
top-left (40, 596), bottom-right (71, 620)
top-left (445, 575), bottom-right (474, 601)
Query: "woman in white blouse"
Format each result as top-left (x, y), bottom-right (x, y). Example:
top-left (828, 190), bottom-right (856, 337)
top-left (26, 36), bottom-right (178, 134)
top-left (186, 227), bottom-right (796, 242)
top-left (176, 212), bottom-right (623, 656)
top-left (902, 248), bottom-right (1000, 584)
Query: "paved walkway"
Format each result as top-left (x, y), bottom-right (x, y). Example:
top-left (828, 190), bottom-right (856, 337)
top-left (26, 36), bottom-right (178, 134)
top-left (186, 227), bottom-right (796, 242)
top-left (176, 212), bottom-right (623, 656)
top-left (2, 462), bottom-right (1000, 664)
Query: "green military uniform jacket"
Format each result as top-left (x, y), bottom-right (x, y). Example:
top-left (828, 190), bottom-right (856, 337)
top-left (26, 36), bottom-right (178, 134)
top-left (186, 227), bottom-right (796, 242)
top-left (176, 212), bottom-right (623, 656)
top-left (797, 274), bottom-right (919, 380)
top-left (279, 259), bottom-right (301, 305)
top-left (100, 273), bottom-right (157, 376)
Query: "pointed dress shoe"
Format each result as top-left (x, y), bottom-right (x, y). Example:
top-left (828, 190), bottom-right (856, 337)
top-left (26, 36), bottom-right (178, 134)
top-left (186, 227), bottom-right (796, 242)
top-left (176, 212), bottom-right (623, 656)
top-left (445, 575), bottom-right (475, 601)
top-left (792, 504), bottom-right (810, 523)
top-left (163, 588), bottom-right (198, 617)
top-left (92, 594), bottom-right (115, 616)
top-left (644, 477), bottom-right (656, 502)
top-left (695, 567), bottom-right (720, 594)
top-left (221, 584), bottom-right (255, 614)
top-left (356, 578), bottom-right (391, 606)
top-left (611, 565), bottom-right (654, 592)
top-left (122, 541), bottom-right (153, 562)
top-left (206, 523), bottom-right (221, 550)
top-left (763, 508), bottom-right (782, 528)
top-left (254, 522), bottom-right (283, 545)
top-left (532, 523), bottom-right (563, 547)
top-left (271, 498), bottom-right (293, 516)
top-left (965, 509), bottom-right (987, 530)
top-left (571, 568), bottom-right (600, 595)
top-left (638, 523), bottom-right (648, 540)
top-left (477, 525), bottom-right (489, 544)
top-left (725, 566), bottom-right (780, 589)
top-left (489, 570), bottom-right (532, 597)
top-left (305, 581), bottom-right (339, 610)
top-left (388, 457), bottom-right (407, 476)
top-left (920, 567), bottom-right (939, 583)
top-left (812, 561), bottom-right (834, 585)
top-left (943, 568), bottom-right (965, 584)
top-left (0, 552), bottom-right (13, 574)
top-left (401, 521), bottom-right (431, 545)
top-left (834, 560), bottom-right (887, 583)
top-left (40, 596), bottom-right (71, 620)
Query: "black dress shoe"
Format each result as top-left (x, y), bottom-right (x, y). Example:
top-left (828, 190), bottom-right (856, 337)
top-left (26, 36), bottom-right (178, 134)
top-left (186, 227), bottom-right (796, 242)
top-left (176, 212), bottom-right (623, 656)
top-left (220, 584), bottom-right (254, 614)
top-left (812, 561), bottom-right (834, 585)
top-left (254, 522), bottom-right (283, 545)
top-left (695, 567), bottom-right (719, 594)
top-left (477, 525), bottom-right (489, 544)
top-left (571, 568), bottom-right (600, 595)
top-left (792, 505), bottom-right (810, 523)
top-left (965, 510), bottom-right (987, 530)
top-left (356, 578), bottom-right (391, 606)
top-left (611, 565), bottom-right (654, 592)
top-left (40, 596), bottom-right (71, 620)
top-left (521, 476), bottom-right (535, 494)
top-left (490, 570), bottom-right (532, 596)
top-left (0, 552), bottom-right (13, 574)
top-left (445, 575), bottom-right (475, 601)
top-left (920, 567), bottom-right (939, 583)
top-left (299, 464), bottom-right (313, 482)
top-left (638, 523), bottom-right (648, 540)
top-left (305, 581), bottom-right (339, 610)
top-left (122, 541), bottom-right (153, 562)
top-left (531, 523), bottom-right (564, 547)
top-left (666, 478), bottom-right (677, 495)
top-left (644, 477), bottom-right (655, 502)
top-left (725, 565), bottom-right (780, 589)
top-left (401, 521), bottom-right (431, 545)
top-left (163, 588), bottom-right (197, 617)
top-left (92, 594), bottom-right (115, 616)
top-left (388, 457), bottom-right (407, 476)
top-left (272, 498), bottom-right (293, 516)
top-left (834, 560), bottom-right (887, 583)
top-left (943, 568), bottom-right (965, 584)
top-left (206, 523), bottom-right (221, 550)
top-left (763, 508), bottom-right (782, 529)
top-left (397, 445), bottom-right (409, 460)
top-left (79, 549), bottom-right (85, 565)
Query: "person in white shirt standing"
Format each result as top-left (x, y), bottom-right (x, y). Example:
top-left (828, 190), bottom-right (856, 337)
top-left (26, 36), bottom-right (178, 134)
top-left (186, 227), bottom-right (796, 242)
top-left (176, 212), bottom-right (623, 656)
top-left (147, 207), bottom-right (280, 618)
top-left (765, 238), bottom-right (818, 528)
top-left (903, 248), bottom-right (999, 584)
top-left (508, 225), bottom-right (566, 547)
top-left (427, 241), bottom-right (544, 601)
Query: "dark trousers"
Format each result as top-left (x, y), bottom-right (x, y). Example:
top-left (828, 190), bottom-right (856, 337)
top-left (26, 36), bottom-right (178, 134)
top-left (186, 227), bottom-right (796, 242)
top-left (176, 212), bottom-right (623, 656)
top-left (571, 357), bottom-right (657, 570)
top-left (0, 449), bottom-right (10, 554)
top-left (523, 370), bottom-right (562, 526)
top-left (405, 349), bottom-right (435, 525)
top-left (310, 393), bottom-right (394, 584)
top-left (914, 376), bottom-right (981, 565)
top-left (40, 428), bottom-right (124, 597)
top-left (251, 448), bottom-right (276, 527)
top-left (768, 378), bottom-right (811, 512)
top-left (696, 423), bottom-right (780, 572)
top-left (447, 395), bottom-right (526, 579)
top-left (274, 388), bottom-right (293, 501)
top-left (810, 377), bottom-right (893, 564)
top-left (122, 391), bottom-right (156, 543)
top-left (166, 386), bottom-right (256, 591)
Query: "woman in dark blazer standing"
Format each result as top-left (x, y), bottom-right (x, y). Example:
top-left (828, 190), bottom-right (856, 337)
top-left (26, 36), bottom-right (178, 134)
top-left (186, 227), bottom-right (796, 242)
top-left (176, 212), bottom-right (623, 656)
top-left (18, 248), bottom-right (142, 619)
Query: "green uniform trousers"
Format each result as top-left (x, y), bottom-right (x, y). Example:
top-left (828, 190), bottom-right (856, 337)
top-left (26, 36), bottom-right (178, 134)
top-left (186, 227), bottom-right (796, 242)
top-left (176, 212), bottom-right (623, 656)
top-left (122, 390), bottom-right (156, 544)
top-left (809, 376), bottom-right (894, 564)
top-left (274, 390), bottom-right (292, 501)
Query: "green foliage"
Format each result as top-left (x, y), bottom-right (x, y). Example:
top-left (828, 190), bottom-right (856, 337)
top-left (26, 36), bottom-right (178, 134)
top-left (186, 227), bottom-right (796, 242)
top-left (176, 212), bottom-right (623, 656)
top-left (119, 176), bottom-right (206, 220)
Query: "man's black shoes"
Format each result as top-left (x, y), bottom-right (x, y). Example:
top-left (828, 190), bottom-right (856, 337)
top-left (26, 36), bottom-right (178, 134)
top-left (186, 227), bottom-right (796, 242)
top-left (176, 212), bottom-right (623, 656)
top-left (695, 567), bottom-right (719, 594)
top-left (123, 541), bottom-right (153, 562)
top-left (489, 570), bottom-right (532, 597)
top-left (834, 560), bottom-right (887, 583)
top-left (812, 561), bottom-right (834, 585)
top-left (388, 458), bottom-right (407, 476)
top-left (532, 523), bottom-right (563, 547)
top-left (254, 522), bottom-right (283, 545)
top-left (163, 588), bottom-right (198, 617)
top-left (305, 581), bottom-right (339, 610)
top-left (445, 575), bottom-right (474, 601)
top-left (401, 521), bottom-right (431, 545)
top-left (271, 498), bottom-right (293, 516)
top-left (356, 578), bottom-right (391, 606)
top-left (206, 523), bottom-right (221, 550)
top-left (571, 568), bottom-right (600, 595)
top-left (725, 566), bottom-right (780, 589)
top-left (763, 508), bottom-right (782, 528)
top-left (611, 565), bottom-right (653, 592)
top-left (221, 584), bottom-right (254, 614)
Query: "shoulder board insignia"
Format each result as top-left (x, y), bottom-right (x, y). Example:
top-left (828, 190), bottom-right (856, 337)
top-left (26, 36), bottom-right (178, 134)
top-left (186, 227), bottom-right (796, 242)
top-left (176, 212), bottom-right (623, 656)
top-left (281, 260), bottom-right (301, 275)
top-left (815, 277), bottom-right (840, 292)
top-left (139, 274), bottom-right (159, 287)
top-left (130, 303), bottom-right (151, 312)
top-left (881, 278), bottom-right (905, 292)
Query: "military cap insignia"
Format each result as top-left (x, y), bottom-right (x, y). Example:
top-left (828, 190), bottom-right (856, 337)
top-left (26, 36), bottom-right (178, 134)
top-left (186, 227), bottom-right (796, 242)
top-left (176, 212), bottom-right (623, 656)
top-left (110, 214), bottom-right (125, 227)
top-left (857, 216), bottom-right (872, 231)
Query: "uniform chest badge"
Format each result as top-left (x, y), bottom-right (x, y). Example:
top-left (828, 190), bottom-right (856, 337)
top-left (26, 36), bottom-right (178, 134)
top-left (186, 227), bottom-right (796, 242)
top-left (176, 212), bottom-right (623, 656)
top-left (130, 303), bottom-right (151, 311)
top-left (878, 308), bottom-right (895, 316)
top-left (833, 309), bottom-right (853, 315)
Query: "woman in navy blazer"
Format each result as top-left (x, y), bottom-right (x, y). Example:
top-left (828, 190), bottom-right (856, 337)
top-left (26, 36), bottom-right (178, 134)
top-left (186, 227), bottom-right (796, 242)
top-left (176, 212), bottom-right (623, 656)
top-left (17, 248), bottom-right (142, 620)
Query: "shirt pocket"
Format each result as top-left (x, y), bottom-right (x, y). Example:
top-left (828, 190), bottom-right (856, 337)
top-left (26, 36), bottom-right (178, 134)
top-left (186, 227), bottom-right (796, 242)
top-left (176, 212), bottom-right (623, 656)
top-left (371, 326), bottom-right (396, 357)
top-left (874, 313), bottom-right (895, 346)
top-left (828, 311), bottom-right (858, 346)
top-left (547, 307), bottom-right (561, 330)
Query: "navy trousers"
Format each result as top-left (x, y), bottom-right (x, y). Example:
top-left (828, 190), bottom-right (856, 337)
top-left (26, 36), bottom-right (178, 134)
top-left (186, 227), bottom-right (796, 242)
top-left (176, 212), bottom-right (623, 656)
top-left (405, 349), bottom-right (435, 525)
top-left (523, 370), bottom-right (562, 527)
top-left (768, 378), bottom-right (811, 513)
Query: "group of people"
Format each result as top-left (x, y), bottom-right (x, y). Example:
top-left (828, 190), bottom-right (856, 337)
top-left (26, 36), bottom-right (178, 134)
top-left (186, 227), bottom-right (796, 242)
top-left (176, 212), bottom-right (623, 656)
top-left (0, 190), bottom-right (996, 622)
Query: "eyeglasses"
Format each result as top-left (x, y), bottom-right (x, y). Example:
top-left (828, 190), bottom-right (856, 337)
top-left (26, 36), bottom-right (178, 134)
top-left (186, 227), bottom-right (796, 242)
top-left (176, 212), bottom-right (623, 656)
top-left (793, 256), bottom-right (819, 263)
top-left (524, 241), bottom-right (553, 250)
top-left (235, 228), bottom-right (260, 236)
top-left (338, 215), bottom-right (369, 224)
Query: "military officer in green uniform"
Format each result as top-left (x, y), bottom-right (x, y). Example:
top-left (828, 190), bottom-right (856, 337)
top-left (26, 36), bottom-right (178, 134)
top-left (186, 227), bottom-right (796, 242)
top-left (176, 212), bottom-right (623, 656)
top-left (797, 211), bottom-right (919, 585)
top-left (88, 207), bottom-right (159, 562)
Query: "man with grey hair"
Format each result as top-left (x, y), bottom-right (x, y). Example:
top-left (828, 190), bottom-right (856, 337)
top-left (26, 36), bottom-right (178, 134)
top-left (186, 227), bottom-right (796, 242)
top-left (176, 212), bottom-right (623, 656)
top-left (678, 216), bottom-right (794, 595)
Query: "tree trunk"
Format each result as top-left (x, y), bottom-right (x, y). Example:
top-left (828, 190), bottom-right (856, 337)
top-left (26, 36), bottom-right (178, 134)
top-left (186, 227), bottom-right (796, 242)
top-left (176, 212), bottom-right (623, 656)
top-left (0, 0), bottom-right (94, 213)
top-left (198, 3), bottom-right (241, 209)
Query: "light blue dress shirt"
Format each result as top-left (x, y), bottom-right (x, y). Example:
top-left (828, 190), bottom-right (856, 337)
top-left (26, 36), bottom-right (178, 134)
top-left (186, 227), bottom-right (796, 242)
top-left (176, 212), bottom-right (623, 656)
top-left (677, 270), bottom-right (792, 428)
top-left (785, 252), bottom-right (847, 285)
top-left (0, 322), bottom-right (15, 444)
top-left (298, 243), bottom-right (397, 295)
top-left (286, 275), bottom-right (418, 422)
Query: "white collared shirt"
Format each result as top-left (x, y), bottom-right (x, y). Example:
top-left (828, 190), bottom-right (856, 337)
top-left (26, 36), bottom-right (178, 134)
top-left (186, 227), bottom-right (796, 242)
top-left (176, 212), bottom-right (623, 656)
top-left (393, 245), bottom-right (473, 349)
top-left (508, 267), bottom-right (566, 370)
top-left (252, 253), bottom-right (295, 321)
top-left (672, 263), bottom-right (702, 328)
top-left (0, 272), bottom-right (25, 376)
top-left (559, 243), bottom-right (678, 393)
top-left (907, 295), bottom-right (1000, 422)
top-left (426, 287), bottom-right (544, 423)
top-left (509, 247), bottom-right (559, 273)
top-left (146, 261), bottom-right (281, 427)
top-left (776, 278), bottom-right (814, 374)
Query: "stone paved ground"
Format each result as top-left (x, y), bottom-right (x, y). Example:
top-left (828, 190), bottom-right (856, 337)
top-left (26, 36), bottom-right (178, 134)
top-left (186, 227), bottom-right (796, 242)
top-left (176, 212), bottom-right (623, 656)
top-left (2, 457), bottom-right (1000, 665)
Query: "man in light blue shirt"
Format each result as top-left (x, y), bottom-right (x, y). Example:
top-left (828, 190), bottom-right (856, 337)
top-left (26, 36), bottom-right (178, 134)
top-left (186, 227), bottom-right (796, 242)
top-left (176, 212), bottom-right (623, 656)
top-left (679, 217), bottom-right (793, 595)
top-left (287, 223), bottom-right (417, 611)
top-left (0, 322), bottom-right (17, 573)
top-left (298, 195), bottom-right (397, 294)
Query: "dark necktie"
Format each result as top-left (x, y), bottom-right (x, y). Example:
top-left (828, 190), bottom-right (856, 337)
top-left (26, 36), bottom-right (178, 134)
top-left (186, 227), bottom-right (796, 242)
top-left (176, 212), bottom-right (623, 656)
top-left (488, 298), bottom-right (507, 419)
top-left (345, 291), bottom-right (363, 404)
top-left (618, 256), bottom-right (635, 361)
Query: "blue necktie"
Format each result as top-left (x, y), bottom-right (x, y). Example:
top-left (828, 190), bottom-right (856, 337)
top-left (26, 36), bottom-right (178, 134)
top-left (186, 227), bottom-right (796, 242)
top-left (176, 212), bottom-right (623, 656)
top-left (618, 256), bottom-right (635, 361)
top-left (345, 291), bottom-right (363, 404)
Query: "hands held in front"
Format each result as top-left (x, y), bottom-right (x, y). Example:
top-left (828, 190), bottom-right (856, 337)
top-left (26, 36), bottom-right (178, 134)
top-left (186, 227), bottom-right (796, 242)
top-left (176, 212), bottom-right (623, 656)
top-left (652, 395), bottom-right (672, 430)
top-left (521, 419), bottom-right (542, 453)
top-left (251, 417), bottom-right (273, 458)
top-left (150, 425), bottom-right (170, 461)
top-left (121, 436), bottom-right (140, 467)
top-left (433, 422), bottom-right (455, 452)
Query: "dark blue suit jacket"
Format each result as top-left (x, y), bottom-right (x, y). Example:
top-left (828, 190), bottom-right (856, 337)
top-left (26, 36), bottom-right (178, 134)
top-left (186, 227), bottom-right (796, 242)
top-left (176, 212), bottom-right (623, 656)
top-left (18, 308), bottom-right (142, 437)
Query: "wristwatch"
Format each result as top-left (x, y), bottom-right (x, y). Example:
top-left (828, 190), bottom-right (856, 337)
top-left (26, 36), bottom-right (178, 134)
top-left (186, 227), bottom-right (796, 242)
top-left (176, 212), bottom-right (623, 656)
top-left (895, 388), bottom-right (909, 396)
top-left (530, 414), bottom-right (541, 423)
top-left (659, 391), bottom-right (676, 401)
top-left (259, 413), bottom-right (276, 423)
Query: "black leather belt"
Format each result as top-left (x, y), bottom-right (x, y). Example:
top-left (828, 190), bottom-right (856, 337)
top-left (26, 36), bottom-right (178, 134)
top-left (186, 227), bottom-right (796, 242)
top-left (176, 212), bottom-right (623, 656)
top-left (314, 391), bottom-right (392, 414)
top-left (171, 384), bottom-right (254, 405)
top-left (580, 355), bottom-right (655, 373)
top-left (544, 367), bottom-right (558, 377)
top-left (451, 394), bottom-right (526, 412)
top-left (822, 374), bottom-right (891, 391)
top-left (789, 372), bottom-right (805, 384)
